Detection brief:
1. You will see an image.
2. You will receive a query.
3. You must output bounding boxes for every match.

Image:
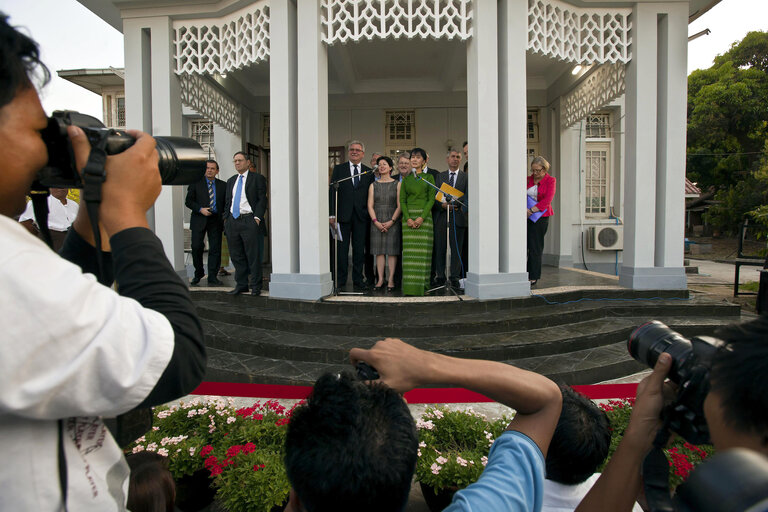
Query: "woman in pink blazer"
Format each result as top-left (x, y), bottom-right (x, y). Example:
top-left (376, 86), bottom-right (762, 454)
top-left (526, 156), bottom-right (556, 286)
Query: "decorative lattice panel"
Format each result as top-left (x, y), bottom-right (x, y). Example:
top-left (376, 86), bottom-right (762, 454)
top-left (528, 0), bottom-right (631, 65)
top-left (174, 3), bottom-right (270, 75)
top-left (561, 63), bottom-right (625, 129)
top-left (179, 74), bottom-right (241, 136)
top-left (322, 0), bottom-right (472, 45)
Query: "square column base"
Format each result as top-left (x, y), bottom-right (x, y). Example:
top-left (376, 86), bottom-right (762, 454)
top-left (269, 272), bottom-right (333, 301)
top-left (618, 266), bottom-right (687, 290)
top-left (465, 272), bottom-right (530, 299)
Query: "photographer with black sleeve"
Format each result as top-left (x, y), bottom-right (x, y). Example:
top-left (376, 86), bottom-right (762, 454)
top-left (0, 14), bottom-right (205, 511)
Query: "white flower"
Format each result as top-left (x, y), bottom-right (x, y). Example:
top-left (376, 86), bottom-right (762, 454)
top-left (146, 442), bottom-right (158, 452)
top-left (132, 445), bottom-right (145, 454)
top-left (160, 437), bottom-right (170, 446)
top-left (456, 456), bottom-right (468, 467)
top-left (485, 432), bottom-right (493, 440)
top-left (433, 409), bottom-right (444, 419)
top-left (418, 442), bottom-right (426, 448)
top-left (416, 419), bottom-right (434, 430)
top-left (436, 456), bottom-right (448, 465)
top-left (157, 448), bottom-right (169, 457)
top-left (189, 447), bottom-right (196, 456)
top-left (417, 449), bottom-right (422, 457)
top-left (136, 436), bottom-right (146, 443)
top-left (481, 456), bottom-right (488, 467)
top-left (226, 416), bottom-right (236, 424)
top-left (157, 410), bottom-right (172, 419)
top-left (187, 410), bottom-right (197, 418)
top-left (430, 463), bottom-right (442, 475)
top-left (152, 426), bottom-right (159, 431)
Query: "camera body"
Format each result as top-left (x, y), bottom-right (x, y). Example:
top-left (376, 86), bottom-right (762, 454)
top-left (628, 321), bottom-right (724, 444)
top-left (33, 110), bottom-right (206, 191)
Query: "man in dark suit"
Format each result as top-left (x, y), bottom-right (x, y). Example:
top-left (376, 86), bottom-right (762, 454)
top-left (224, 152), bottom-right (268, 296)
top-left (329, 140), bottom-right (374, 291)
top-left (186, 159), bottom-right (226, 286)
top-left (433, 149), bottom-right (468, 290)
top-left (424, 155), bottom-right (442, 287)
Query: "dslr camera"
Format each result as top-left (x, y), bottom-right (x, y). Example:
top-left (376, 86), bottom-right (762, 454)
top-left (34, 110), bottom-right (206, 190)
top-left (628, 320), bottom-right (723, 444)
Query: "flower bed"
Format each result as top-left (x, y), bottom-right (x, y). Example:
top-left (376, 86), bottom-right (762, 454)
top-left (415, 406), bottom-right (510, 496)
top-left (126, 397), bottom-right (296, 512)
top-left (598, 399), bottom-right (713, 489)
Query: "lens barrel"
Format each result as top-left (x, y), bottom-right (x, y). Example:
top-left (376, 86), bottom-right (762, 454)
top-left (155, 136), bottom-right (207, 185)
top-left (628, 321), bottom-right (693, 384)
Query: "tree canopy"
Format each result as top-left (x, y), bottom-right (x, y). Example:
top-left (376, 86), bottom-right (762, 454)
top-left (687, 31), bottom-right (768, 191)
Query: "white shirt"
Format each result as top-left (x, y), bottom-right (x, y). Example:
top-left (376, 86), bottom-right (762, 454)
top-left (230, 172), bottom-right (253, 216)
top-left (541, 474), bottom-right (643, 512)
top-left (0, 215), bottom-right (174, 511)
top-left (527, 184), bottom-right (539, 201)
top-left (18, 196), bottom-right (79, 231)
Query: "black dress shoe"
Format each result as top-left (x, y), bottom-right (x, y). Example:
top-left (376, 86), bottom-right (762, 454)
top-left (207, 278), bottom-right (224, 286)
top-left (190, 276), bottom-right (202, 286)
top-left (227, 286), bottom-right (248, 295)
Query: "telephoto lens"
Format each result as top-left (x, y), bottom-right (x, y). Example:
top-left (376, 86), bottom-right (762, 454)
top-left (628, 320), bottom-right (695, 384)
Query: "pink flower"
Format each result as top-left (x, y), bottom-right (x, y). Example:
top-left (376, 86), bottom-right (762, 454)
top-left (481, 456), bottom-right (488, 467)
top-left (430, 463), bottom-right (442, 475)
top-left (436, 456), bottom-right (448, 465)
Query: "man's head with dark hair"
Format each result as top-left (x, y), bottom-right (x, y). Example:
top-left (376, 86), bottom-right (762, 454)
top-left (285, 372), bottom-right (418, 512)
top-left (0, 13), bottom-right (50, 109)
top-left (0, 14), bottom-right (52, 217)
top-left (706, 315), bottom-right (768, 454)
top-left (545, 385), bottom-right (611, 485)
top-left (125, 452), bottom-right (176, 512)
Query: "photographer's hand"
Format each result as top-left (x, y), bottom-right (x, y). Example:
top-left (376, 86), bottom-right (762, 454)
top-left (575, 353), bottom-right (672, 512)
top-left (68, 126), bottom-right (161, 240)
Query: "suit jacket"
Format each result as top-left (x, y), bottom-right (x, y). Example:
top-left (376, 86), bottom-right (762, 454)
top-left (186, 177), bottom-right (226, 232)
top-left (329, 161), bottom-right (374, 223)
top-left (224, 171), bottom-right (268, 235)
top-left (425, 167), bottom-right (442, 216)
top-left (526, 173), bottom-right (556, 217)
top-left (435, 169), bottom-right (468, 227)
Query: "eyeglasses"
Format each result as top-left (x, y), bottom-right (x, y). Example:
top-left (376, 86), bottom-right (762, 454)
top-left (348, 148), bottom-right (363, 153)
top-left (531, 166), bottom-right (545, 172)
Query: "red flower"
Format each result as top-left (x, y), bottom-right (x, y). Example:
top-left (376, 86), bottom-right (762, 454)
top-left (226, 445), bottom-right (243, 458)
top-left (203, 456), bottom-right (219, 469)
top-left (210, 465), bottom-right (223, 476)
top-left (200, 445), bottom-right (213, 457)
top-left (243, 442), bottom-right (257, 454)
top-left (275, 418), bottom-right (290, 426)
top-left (253, 413), bottom-right (263, 421)
top-left (252, 463), bottom-right (266, 472)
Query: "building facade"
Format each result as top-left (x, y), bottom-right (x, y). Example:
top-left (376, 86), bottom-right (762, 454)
top-left (77, 0), bottom-right (714, 300)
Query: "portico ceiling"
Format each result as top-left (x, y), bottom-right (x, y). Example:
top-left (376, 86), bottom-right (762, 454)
top-left (225, 37), bottom-right (571, 100)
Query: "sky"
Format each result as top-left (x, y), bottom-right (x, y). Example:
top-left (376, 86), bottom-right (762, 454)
top-left (0, 0), bottom-right (766, 122)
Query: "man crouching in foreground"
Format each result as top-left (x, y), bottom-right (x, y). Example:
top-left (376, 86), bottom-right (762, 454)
top-left (284, 338), bottom-right (563, 512)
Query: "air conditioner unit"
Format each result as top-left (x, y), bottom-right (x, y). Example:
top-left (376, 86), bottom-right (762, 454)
top-left (588, 225), bottom-right (623, 251)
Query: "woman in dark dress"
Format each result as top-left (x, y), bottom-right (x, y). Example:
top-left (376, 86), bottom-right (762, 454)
top-left (367, 156), bottom-right (401, 291)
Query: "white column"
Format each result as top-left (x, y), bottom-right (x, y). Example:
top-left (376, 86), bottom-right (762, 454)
top-left (274, 0), bottom-right (333, 299)
top-left (653, 4), bottom-right (687, 288)
top-left (619, 3), bottom-right (686, 289)
top-left (268, 0), bottom-right (302, 298)
top-left (496, 0), bottom-right (531, 297)
top-left (553, 102), bottom-right (577, 269)
top-left (124, 17), bottom-right (186, 275)
top-left (465, 0), bottom-right (504, 299)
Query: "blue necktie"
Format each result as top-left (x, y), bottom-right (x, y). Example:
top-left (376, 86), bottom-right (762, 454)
top-left (233, 175), bottom-right (243, 219)
top-left (353, 165), bottom-right (359, 188)
top-left (208, 179), bottom-right (216, 212)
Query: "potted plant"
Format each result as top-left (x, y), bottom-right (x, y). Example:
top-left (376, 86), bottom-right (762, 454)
top-left (125, 398), bottom-right (298, 512)
top-left (414, 406), bottom-right (509, 511)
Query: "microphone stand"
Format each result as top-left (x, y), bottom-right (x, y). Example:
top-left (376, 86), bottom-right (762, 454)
top-left (411, 170), bottom-right (466, 301)
top-left (329, 168), bottom-right (373, 296)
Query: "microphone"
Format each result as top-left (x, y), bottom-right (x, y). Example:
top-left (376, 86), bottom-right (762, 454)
top-left (411, 168), bottom-right (420, 179)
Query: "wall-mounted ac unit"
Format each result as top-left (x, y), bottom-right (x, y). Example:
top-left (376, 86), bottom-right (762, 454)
top-left (588, 225), bottom-right (623, 251)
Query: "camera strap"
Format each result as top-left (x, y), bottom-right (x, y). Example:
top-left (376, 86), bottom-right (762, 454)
top-left (81, 133), bottom-right (109, 279)
top-left (30, 189), bottom-right (54, 248)
top-left (643, 426), bottom-right (676, 512)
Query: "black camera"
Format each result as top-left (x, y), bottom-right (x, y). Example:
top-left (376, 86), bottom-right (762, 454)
top-left (628, 321), bottom-right (724, 444)
top-left (34, 110), bottom-right (206, 190)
